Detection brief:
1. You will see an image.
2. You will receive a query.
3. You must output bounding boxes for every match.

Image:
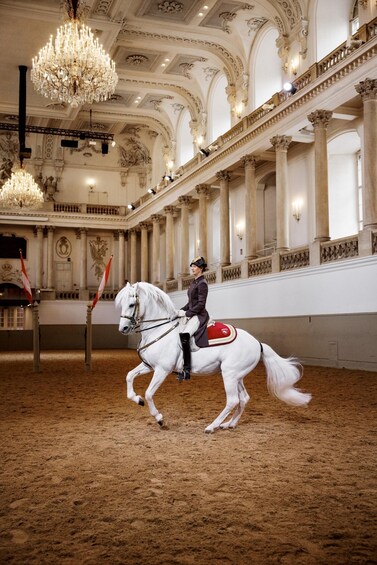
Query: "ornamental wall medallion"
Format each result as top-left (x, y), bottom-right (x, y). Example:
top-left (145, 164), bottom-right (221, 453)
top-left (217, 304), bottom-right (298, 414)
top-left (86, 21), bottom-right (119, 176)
top-left (56, 236), bottom-right (72, 259)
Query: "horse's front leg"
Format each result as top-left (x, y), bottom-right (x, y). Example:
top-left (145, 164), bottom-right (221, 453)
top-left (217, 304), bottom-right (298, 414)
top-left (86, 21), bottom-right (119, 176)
top-left (126, 362), bottom-right (152, 406)
top-left (145, 368), bottom-right (170, 426)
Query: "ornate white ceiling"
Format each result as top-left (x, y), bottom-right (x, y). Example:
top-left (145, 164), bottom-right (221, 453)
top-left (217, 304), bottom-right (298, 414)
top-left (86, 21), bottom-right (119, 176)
top-left (0, 0), bottom-right (307, 145)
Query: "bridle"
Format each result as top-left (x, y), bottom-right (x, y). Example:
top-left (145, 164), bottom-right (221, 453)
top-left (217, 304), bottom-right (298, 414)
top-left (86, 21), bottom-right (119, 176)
top-left (120, 289), bottom-right (178, 334)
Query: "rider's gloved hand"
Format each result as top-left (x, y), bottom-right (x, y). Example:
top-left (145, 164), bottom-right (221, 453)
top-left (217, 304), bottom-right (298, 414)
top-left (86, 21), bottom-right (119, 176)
top-left (170, 309), bottom-right (186, 321)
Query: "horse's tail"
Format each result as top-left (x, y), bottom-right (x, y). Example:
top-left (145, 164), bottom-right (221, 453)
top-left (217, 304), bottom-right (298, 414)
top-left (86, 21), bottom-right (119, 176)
top-left (261, 343), bottom-right (312, 407)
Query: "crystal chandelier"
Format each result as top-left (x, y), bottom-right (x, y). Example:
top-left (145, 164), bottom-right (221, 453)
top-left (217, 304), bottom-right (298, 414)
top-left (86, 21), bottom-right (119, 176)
top-left (0, 167), bottom-right (44, 210)
top-left (31, 0), bottom-right (118, 107)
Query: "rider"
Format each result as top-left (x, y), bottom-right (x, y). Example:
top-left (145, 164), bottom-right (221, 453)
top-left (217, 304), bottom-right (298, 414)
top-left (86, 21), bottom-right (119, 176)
top-left (176, 256), bottom-right (209, 381)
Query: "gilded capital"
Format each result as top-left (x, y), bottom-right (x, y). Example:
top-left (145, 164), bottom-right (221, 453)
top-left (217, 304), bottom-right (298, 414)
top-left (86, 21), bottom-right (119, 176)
top-left (355, 78), bottom-right (377, 101)
top-left (241, 154), bottom-right (257, 168)
top-left (216, 170), bottom-right (231, 182)
top-left (307, 110), bottom-right (333, 129)
top-left (270, 135), bottom-right (292, 151)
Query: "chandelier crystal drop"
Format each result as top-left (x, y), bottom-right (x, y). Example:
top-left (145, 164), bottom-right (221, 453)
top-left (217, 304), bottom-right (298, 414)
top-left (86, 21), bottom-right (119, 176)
top-left (31, 18), bottom-right (118, 107)
top-left (0, 168), bottom-right (44, 210)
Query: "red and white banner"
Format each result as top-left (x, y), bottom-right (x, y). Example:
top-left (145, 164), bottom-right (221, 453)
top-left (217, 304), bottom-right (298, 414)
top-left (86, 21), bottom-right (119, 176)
top-left (92, 255), bottom-right (113, 309)
top-left (19, 250), bottom-right (33, 305)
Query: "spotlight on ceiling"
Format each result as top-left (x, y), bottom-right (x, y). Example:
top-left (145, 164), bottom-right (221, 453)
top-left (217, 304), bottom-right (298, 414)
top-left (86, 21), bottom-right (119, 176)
top-left (101, 142), bottom-right (108, 155)
top-left (127, 203), bottom-right (136, 210)
top-left (283, 82), bottom-right (297, 94)
top-left (163, 174), bottom-right (174, 182)
top-left (199, 148), bottom-right (210, 157)
top-left (147, 188), bottom-right (156, 195)
top-left (61, 139), bottom-right (78, 148)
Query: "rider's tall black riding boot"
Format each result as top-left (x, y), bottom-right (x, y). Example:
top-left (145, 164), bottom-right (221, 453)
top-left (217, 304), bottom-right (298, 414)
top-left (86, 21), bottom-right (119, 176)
top-left (178, 333), bottom-right (191, 381)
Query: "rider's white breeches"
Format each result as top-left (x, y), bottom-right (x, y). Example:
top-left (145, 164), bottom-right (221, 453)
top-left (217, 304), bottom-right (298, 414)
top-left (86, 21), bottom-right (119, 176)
top-left (182, 315), bottom-right (199, 336)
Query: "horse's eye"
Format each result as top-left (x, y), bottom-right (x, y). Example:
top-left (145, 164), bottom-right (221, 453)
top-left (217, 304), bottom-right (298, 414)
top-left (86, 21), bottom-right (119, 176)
top-left (129, 303), bottom-right (135, 308)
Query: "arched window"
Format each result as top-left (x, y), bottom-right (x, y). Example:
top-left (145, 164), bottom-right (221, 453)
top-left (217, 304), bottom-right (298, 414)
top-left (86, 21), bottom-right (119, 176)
top-left (207, 74), bottom-right (231, 144)
top-left (176, 108), bottom-right (194, 167)
top-left (251, 26), bottom-right (281, 110)
top-left (315, 0), bottom-right (350, 60)
top-left (328, 131), bottom-right (361, 239)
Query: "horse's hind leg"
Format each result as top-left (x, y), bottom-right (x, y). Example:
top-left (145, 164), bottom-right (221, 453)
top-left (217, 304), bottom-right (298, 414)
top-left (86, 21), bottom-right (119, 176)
top-left (126, 362), bottom-right (151, 406)
top-left (220, 380), bottom-right (250, 430)
top-left (205, 374), bottom-right (240, 434)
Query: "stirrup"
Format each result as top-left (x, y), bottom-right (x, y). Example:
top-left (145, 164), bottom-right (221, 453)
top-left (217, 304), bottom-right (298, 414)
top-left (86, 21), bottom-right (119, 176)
top-left (176, 369), bottom-right (191, 382)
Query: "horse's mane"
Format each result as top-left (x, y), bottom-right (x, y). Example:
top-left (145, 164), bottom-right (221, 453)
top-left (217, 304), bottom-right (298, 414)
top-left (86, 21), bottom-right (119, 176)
top-left (115, 282), bottom-right (177, 316)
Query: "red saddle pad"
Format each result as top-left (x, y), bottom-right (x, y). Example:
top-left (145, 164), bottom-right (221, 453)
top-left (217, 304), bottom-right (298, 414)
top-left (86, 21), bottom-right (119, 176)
top-left (206, 322), bottom-right (237, 347)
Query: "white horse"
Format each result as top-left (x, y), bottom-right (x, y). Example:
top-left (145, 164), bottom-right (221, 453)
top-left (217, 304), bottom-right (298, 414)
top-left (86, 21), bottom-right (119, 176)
top-left (115, 282), bottom-right (311, 433)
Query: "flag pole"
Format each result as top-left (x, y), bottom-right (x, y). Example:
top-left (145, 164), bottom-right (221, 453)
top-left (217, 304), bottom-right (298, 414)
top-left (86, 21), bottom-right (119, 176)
top-left (85, 304), bottom-right (92, 372)
top-left (32, 302), bottom-right (40, 372)
top-left (85, 255), bottom-right (113, 371)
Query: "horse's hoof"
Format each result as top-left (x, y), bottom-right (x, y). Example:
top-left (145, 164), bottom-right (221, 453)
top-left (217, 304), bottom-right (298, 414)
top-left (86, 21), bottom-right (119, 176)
top-left (204, 427), bottom-right (214, 434)
top-left (138, 398), bottom-right (144, 406)
top-left (158, 419), bottom-right (164, 427)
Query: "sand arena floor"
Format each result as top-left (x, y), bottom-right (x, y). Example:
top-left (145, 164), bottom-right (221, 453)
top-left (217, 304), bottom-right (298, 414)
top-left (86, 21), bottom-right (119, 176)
top-left (0, 349), bottom-right (376, 565)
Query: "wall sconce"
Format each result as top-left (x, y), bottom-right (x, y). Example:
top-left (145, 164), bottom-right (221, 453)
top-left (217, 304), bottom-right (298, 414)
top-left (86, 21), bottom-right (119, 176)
top-left (127, 203), bottom-right (136, 210)
top-left (236, 221), bottom-right (245, 240)
top-left (163, 174), bottom-right (174, 182)
top-left (87, 178), bottom-right (95, 190)
top-left (235, 102), bottom-right (243, 119)
top-left (291, 57), bottom-right (299, 76)
top-left (292, 199), bottom-right (303, 221)
top-left (147, 187), bottom-right (156, 195)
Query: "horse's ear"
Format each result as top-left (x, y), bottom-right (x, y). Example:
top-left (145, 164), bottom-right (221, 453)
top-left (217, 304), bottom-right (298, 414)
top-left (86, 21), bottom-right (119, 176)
top-left (133, 282), bottom-right (139, 294)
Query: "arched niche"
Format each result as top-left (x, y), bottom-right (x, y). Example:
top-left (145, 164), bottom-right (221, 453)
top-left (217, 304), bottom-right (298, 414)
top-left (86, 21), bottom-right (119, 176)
top-left (250, 25), bottom-right (281, 110)
top-left (207, 74), bottom-right (231, 144)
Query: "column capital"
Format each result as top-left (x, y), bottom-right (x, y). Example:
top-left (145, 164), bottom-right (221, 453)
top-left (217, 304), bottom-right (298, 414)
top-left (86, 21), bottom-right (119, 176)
top-left (164, 205), bottom-right (177, 216)
top-left (151, 214), bottom-right (163, 223)
top-left (178, 195), bottom-right (193, 207)
top-left (270, 135), bottom-right (292, 151)
top-left (216, 170), bottom-right (231, 182)
top-left (139, 221), bottom-right (150, 230)
top-left (355, 78), bottom-right (377, 101)
top-left (75, 227), bottom-right (87, 239)
top-left (307, 109), bottom-right (333, 128)
top-left (33, 225), bottom-right (45, 235)
top-left (129, 227), bottom-right (139, 235)
top-left (241, 154), bottom-right (257, 168)
top-left (196, 184), bottom-right (210, 196)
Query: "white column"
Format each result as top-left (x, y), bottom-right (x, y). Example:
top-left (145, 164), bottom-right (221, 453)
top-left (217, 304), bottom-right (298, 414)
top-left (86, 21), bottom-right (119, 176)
top-left (46, 226), bottom-right (55, 288)
top-left (270, 135), bottom-right (292, 251)
top-left (355, 78), bottom-right (377, 229)
top-left (151, 214), bottom-right (162, 284)
top-left (308, 110), bottom-right (333, 242)
top-left (129, 228), bottom-right (138, 284)
top-left (241, 155), bottom-right (258, 259)
top-left (195, 184), bottom-right (209, 260)
top-left (76, 228), bottom-right (88, 290)
top-left (164, 206), bottom-right (176, 281)
top-left (34, 225), bottom-right (44, 288)
top-left (178, 196), bottom-right (192, 276)
top-left (118, 230), bottom-right (125, 288)
top-left (140, 222), bottom-right (150, 282)
top-left (216, 170), bottom-right (231, 266)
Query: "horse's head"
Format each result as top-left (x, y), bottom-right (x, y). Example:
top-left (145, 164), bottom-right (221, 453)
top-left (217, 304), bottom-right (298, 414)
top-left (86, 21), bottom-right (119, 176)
top-left (115, 282), bottom-right (140, 335)
top-left (115, 282), bottom-right (177, 335)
